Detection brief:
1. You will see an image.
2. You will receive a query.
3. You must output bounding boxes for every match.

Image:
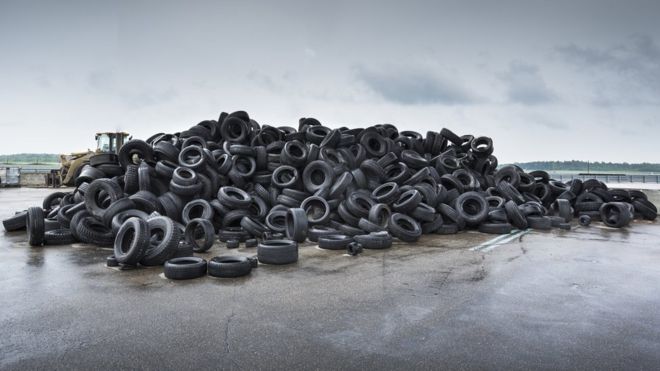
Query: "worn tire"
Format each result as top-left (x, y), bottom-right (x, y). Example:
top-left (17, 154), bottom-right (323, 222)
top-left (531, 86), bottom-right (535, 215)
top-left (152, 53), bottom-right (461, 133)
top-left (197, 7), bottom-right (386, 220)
top-left (45, 229), bottom-right (75, 245)
top-left (285, 208), bottom-right (308, 243)
top-left (184, 218), bottom-right (215, 253)
top-left (140, 216), bottom-right (181, 266)
top-left (113, 217), bottom-right (150, 265)
top-left (26, 207), bottom-right (45, 246)
top-left (354, 232), bottom-right (393, 249)
top-left (388, 213), bottom-right (422, 242)
top-left (76, 215), bottom-right (115, 246)
top-left (3, 211), bottom-right (27, 232)
top-left (207, 256), bottom-right (252, 278)
top-left (318, 234), bottom-right (353, 250)
top-left (257, 239), bottom-right (298, 265)
top-left (164, 257), bottom-right (207, 279)
top-left (478, 223), bottom-right (512, 234)
top-left (84, 179), bottom-right (124, 218)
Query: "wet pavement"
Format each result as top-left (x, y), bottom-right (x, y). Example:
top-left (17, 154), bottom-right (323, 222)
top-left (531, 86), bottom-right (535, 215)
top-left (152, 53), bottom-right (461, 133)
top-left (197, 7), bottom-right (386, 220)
top-left (1, 188), bottom-right (660, 370)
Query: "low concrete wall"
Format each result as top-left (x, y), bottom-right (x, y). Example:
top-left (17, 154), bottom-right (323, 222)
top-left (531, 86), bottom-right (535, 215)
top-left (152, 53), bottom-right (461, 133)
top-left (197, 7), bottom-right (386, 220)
top-left (20, 173), bottom-right (51, 187)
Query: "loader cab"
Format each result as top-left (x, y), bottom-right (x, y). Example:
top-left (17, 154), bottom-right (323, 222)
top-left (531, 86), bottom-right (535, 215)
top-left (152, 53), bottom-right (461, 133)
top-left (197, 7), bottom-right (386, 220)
top-left (95, 132), bottom-right (130, 154)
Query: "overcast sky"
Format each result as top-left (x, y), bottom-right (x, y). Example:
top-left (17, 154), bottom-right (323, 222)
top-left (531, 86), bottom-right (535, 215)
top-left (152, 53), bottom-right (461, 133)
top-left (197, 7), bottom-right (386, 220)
top-left (1, 0), bottom-right (659, 163)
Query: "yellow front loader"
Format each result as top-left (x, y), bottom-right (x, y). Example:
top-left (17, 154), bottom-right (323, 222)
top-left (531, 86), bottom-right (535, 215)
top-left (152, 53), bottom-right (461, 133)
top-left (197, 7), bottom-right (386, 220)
top-left (60, 132), bottom-right (130, 186)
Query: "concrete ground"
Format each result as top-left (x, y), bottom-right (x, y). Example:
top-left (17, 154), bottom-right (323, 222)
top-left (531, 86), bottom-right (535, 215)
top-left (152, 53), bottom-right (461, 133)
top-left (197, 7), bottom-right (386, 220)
top-left (1, 188), bottom-right (659, 370)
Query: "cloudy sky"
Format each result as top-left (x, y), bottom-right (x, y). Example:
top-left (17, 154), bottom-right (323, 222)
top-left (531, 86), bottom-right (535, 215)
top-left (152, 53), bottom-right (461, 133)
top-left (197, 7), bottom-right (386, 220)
top-left (1, 0), bottom-right (659, 163)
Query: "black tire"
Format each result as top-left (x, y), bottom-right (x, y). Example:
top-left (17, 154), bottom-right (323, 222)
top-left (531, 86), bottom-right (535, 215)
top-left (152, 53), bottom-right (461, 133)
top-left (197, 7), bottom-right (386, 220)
top-left (478, 223), bottom-right (512, 234)
top-left (118, 139), bottom-right (154, 170)
top-left (358, 218), bottom-right (386, 233)
top-left (26, 207), bottom-right (45, 246)
top-left (632, 199), bottom-right (657, 221)
top-left (124, 165), bottom-right (139, 194)
top-left (56, 204), bottom-right (75, 228)
top-left (154, 141), bottom-right (180, 163)
top-left (578, 214), bottom-right (591, 226)
top-left (372, 182), bottom-right (400, 204)
top-left (129, 191), bottom-right (161, 214)
top-left (45, 229), bottom-right (75, 245)
top-left (181, 199), bottom-right (213, 225)
top-left (505, 200), bottom-right (528, 230)
top-left (240, 216), bottom-right (268, 238)
top-left (111, 209), bottom-right (149, 235)
top-left (456, 191), bottom-right (488, 227)
top-left (217, 186), bottom-right (252, 209)
top-left (328, 172), bottom-right (353, 199)
top-left (76, 215), bottom-right (115, 246)
top-left (368, 203), bottom-right (391, 228)
top-left (347, 242), bottom-right (363, 256)
top-left (44, 218), bottom-right (60, 231)
top-left (302, 160), bottom-right (335, 193)
top-left (300, 196), bottom-right (330, 225)
top-left (318, 234), bottom-right (353, 250)
top-left (113, 217), bottom-right (151, 265)
top-left (410, 203), bottom-right (436, 223)
top-left (84, 179), bottom-right (124, 218)
top-left (393, 189), bottom-right (422, 213)
top-left (271, 165), bottom-right (299, 188)
top-left (575, 202), bottom-right (603, 212)
top-left (553, 199), bottom-right (572, 222)
top-left (42, 192), bottom-right (67, 212)
top-left (97, 164), bottom-right (123, 177)
top-left (257, 239), bottom-right (298, 265)
top-left (178, 145), bottom-right (206, 170)
top-left (138, 162), bottom-right (153, 192)
top-left (164, 257), bottom-right (207, 280)
top-left (527, 216), bottom-right (552, 230)
top-left (174, 241), bottom-right (195, 258)
top-left (101, 198), bottom-right (136, 227)
top-left (388, 213), bottom-right (422, 242)
top-left (217, 227), bottom-right (251, 242)
top-left (3, 211), bottom-right (27, 232)
top-left (437, 203), bottom-right (466, 230)
top-left (265, 210), bottom-right (288, 232)
top-left (184, 218), bottom-right (215, 252)
top-left (307, 225), bottom-right (339, 242)
top-left (421, 214), bottom-right (444, 234)
top-left (436, 223), bottom-right (459, 235)
top-left (285, 208), bottom-right (308, 243)
top-left (169, 180), bottom-right (202, 197)
top-left (497, 181), bottom-right (525, 205)
top-left (90, 153), bottom-right (118, 167)
top-left (106, 255), bottom-right (119, 267)
top-left (354, 231), bottom-right (393, 249)
top-left (172, 167), bottom-right (198, 186)
top-left (207, 256), bottom-right (252, 278)
top-left (600, 202), bottom-right (633, 228)
top-left (140, 216), bottom-right (181, 266)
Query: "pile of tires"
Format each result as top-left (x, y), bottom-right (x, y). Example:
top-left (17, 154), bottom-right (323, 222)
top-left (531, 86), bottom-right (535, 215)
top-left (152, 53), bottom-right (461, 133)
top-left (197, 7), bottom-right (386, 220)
top-left (3, 111), bottom-right (657, 276)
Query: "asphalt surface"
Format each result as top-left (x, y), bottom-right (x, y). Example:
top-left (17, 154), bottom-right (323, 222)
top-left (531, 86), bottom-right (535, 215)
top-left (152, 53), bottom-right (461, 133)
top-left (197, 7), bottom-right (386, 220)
top-left (1, 188), bottom-right (660, 370)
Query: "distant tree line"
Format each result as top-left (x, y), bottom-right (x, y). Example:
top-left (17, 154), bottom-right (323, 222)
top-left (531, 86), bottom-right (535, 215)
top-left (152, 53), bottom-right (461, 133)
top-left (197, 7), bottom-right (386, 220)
top-left (514, 161), bottom-right (660, 172)
top-left (0, 153), bottom-right (59, 164)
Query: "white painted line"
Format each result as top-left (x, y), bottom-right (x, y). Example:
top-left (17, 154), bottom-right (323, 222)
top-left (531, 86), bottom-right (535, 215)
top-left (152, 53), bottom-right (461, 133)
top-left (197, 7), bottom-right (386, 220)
top-left (469, 232), bottom-right (513, 251)
top-left (470, 230), bottom-right (529, 252)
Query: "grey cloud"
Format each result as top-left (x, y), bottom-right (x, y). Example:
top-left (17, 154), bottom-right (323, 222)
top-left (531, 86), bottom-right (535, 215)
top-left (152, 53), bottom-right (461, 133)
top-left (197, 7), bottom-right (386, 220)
top-left (354, 65), bottom-right (479, 105)
top-left (120, 88), bottom-right (178, 110)
top-left (523, 114), bottom-right (568, 130)
top-left (500, 62), bottom-right (557, 105)
top-left (87, 69), bottom-right (115, 91)
top-left (36, 76), bottom-right (51, 88)
top-left (557, 34), bottom-right (660, 104)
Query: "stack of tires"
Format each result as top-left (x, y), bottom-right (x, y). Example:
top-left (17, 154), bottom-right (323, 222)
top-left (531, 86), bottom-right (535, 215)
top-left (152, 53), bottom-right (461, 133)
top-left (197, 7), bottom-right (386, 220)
top-left (2, 111), bottom-right (657, 279)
